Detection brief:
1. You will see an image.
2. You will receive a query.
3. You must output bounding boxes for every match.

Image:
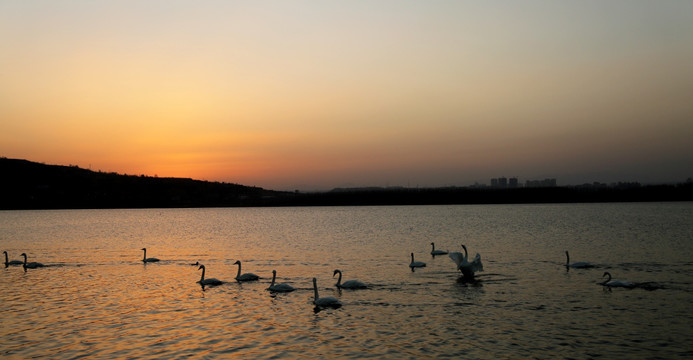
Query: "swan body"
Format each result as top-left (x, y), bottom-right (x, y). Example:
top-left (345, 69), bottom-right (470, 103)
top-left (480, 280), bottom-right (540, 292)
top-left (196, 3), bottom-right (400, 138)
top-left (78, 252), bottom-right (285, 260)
top-left (268, 270), bottom-right (295, 292)
top-left (565, 251), bottom-right (593, 269)
top-left (409, 253), bottom-right (426, 271)
top-left (449, 245), bottom-right (483, 278)
top-left (234, 260), bottom-right (259, 281)
top-left (197, 265), bottom-right (223, 286)
top-left (20, 253), bottom-right (44, 269)
top-left (312, 277), bottom-right (341, 308)
top-left (601, 272), bottom-right (634, 288)
top-left (430, 242), bottom-right (448, 256)
top-left (141, 248), bottom-right (160, 263)
top-left (4, 251), bottom-right (24, 266)
top-left (333, 269), bottom-right (367, 289)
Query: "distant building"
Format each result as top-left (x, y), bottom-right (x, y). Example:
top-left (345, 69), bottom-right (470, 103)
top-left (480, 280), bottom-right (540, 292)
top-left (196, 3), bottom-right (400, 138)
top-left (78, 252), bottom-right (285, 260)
top-left (491, 177), bottom-right (516, 188)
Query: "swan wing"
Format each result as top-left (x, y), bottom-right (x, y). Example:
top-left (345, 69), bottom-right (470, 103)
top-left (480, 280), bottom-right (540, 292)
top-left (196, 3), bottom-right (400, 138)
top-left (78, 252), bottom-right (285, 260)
top-left (270, 283), bottom-right (296, 292)
top-left (237, 273), bottom-right (260, 281)
top-left (448, 252), bottom-right (465, 267)
top-left (342, 280), bottom-right (367, 289)
top-left (470, 253), bottom-right (484, 272)
top-left (606, 280), bottom-right (634, 288)
top-left (200, 278), bottom-right (223, 286)
top-left (315, 296), bottom-right (342, 307)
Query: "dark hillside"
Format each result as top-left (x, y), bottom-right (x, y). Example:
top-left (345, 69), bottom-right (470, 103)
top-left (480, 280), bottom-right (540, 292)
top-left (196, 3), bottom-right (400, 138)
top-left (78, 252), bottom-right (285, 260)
top-left (0, 158), bottom-right (286, 209)
top-left (1, 158), bottom-right (691, 210)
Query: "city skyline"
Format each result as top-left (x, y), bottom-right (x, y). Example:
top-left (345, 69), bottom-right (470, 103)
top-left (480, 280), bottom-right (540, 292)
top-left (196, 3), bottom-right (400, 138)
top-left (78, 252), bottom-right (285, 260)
top-left (2, 1), bottom-right (692, 191)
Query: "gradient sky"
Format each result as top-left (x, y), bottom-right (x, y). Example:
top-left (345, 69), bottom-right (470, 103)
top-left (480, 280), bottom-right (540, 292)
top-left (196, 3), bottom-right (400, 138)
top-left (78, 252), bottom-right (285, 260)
top-left (2, 1), bottom-right (692, 191)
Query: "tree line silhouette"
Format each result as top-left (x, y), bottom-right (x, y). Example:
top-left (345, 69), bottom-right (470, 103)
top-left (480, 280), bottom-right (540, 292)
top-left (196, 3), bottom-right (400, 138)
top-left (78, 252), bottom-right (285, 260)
top-left (1, 158), bottom-right (691, 210)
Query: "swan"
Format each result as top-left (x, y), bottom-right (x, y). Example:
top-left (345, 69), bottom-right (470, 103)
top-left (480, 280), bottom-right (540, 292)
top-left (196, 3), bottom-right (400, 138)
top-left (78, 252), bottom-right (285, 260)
top-left (449, 244), bottom-right (483, 278)
top-left (4, 251), bottom-right (24, 266)
top-left (20, 253), bottom-right (44, 269)
top-left (197, 264), bottom-right (223, 286)
top-left (430, 242), bottom-right (448, 256)
top-left (601, 272), bottom-right (634, 288)
top-left (141, 248), bottom-right (160, 263)
top-left (333, 269), bottom-right (367, 289)
top-left (409, 252), bottom-right (426, 271)
top-left (565, 251), bottom-right (593, 269)
top-left (312, 277), bottom-right (341, 308)
top-left (233, 260), bottom-right (259, 281)
top-left (267, 270), bottom-right (295, 292)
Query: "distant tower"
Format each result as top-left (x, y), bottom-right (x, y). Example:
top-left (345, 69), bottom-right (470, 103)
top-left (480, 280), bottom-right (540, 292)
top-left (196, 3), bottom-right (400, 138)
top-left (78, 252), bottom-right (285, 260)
top-left (509, 177), bottom-right (518, 188)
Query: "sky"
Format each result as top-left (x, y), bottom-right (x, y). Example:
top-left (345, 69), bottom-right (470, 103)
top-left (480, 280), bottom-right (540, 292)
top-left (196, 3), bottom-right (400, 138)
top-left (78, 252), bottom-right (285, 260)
top-left (1, 1), bottom-right (692, 191)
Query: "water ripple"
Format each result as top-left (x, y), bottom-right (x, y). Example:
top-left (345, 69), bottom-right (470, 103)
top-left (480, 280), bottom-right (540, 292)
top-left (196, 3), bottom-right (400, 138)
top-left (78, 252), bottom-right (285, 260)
top-left (2, 205), bottom-right (693, 358)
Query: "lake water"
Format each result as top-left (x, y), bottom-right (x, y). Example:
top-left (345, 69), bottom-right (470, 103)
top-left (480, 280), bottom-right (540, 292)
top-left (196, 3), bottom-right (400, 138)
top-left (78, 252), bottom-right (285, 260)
top-left (1, 203), bottom-right (692, 359)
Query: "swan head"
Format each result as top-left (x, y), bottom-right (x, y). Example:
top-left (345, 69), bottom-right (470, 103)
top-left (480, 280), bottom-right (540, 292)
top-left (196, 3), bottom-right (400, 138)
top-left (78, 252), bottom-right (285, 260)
top-left (603, 271), bottom-right (611, 278)
top-left (21, 253), bottom-right (27, 258)
top-left (233, 260), bottom-right (241, 265)
top-left (141, 248), bottom-right (146, 251)
top-left (198, 264), bottom-right (205, 270)
top-left (312, 277), bottom-right (317, 286)
top-left (272, 270), bottom-right (277, 275)
top-left (333, 269), bottom-right (341, 277)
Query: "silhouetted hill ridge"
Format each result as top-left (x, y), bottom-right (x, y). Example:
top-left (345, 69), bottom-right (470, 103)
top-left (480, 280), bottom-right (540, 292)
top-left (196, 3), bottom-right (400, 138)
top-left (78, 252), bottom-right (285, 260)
top-left (0, 158), bottom-right (285, 209)
top-left (1, 158), bottom-right (691, 209)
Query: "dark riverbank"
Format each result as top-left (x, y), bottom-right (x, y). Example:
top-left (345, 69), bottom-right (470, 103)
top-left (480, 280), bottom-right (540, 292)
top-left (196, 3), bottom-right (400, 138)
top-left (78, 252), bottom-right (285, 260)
top-left (2, 158), bottom-right (692, 210)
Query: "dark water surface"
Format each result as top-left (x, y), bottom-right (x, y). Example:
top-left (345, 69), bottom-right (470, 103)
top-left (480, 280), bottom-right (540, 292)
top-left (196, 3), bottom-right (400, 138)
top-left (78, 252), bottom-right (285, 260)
top-left (2, 203), bottom-right (692, 359)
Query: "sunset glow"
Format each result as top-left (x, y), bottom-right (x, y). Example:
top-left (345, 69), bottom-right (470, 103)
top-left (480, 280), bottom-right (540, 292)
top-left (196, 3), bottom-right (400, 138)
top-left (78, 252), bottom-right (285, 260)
top-left (2, 1), bottom-right (692, 190)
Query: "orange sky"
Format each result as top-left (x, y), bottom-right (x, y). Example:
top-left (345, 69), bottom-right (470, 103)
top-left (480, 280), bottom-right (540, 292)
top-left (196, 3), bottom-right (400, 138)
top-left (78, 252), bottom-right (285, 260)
top-left (2, 1), bottom-right (692, 190)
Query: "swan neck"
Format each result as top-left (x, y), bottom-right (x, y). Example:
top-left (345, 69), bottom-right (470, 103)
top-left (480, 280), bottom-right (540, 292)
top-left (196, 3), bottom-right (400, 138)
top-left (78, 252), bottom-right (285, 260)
top-left (271, 272), bottom-right (276, 286)
top-left (200, 267), bottom-right (206, 282)
top-left (313, 279), bottom-right (319, 300)
top-left (336, 271), bottom-right (342, 286)
top-left (565, 251), bottom-right (569, 265)
top-left (236, 262), bottom-right (242, 277)
top-left (142, 249), bottom-right (146, 261)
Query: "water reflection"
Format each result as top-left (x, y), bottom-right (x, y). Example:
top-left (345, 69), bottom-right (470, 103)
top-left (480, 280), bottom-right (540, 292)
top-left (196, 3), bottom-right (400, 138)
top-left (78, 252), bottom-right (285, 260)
top-left (1, 204), bottom-right (692, 358)
top-left (456, 276), bottom-right (483, 286)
